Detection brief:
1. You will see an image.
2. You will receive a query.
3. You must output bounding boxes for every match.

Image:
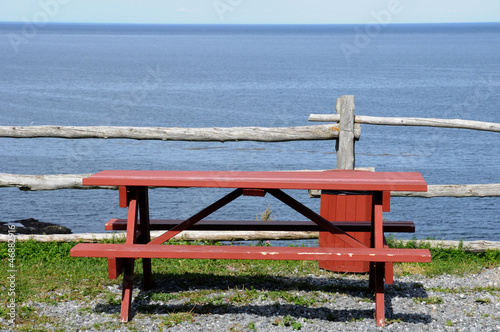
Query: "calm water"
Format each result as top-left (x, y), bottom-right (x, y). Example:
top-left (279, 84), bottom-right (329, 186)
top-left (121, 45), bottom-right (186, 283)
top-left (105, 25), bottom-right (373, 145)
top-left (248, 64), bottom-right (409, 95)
top-left (0, 23), bottom-right (498, 240)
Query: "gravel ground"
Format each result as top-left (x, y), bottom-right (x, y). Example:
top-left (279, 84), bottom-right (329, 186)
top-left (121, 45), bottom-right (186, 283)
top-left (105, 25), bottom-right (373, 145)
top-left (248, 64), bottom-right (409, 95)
top-left (1, 267), bottom-right (499, 331)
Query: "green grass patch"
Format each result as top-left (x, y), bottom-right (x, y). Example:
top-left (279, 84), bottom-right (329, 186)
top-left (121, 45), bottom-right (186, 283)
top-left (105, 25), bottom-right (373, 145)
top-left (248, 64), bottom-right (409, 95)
top-left (387, 237), bottom-right (500, 277)
top-left (272, 315), bottom-right (302, 330)
top-left (160, 310), bottom-right (196, 329)
top-left (0, 239), bottom-right (498, 330)
top-left (475, 298), bottom-right (492, 304)
top-left (412, 296), bottom-right (443, 304)
top-left (431, 285), bottom-right (499, 295)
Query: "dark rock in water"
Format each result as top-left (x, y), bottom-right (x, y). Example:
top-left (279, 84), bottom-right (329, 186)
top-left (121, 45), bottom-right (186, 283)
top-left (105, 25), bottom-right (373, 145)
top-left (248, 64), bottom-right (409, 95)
top-left (0, 218), bottom-right (72, 235)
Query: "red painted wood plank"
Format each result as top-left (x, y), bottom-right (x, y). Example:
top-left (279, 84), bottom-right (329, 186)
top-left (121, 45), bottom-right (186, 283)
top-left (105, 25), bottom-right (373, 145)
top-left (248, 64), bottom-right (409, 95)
top-left (242, 189), bottom-right (266, 196)
top-left (70, 244), bottom-right (432, 263)
top-left (82, 170), bottom-right (427, 192)
top-left (105, 219), bottom-right (416, 232)
top-left (337, 195), bottom-right (348, 221)
top-left (355, 194), bottom-right (372, 221)
top-left (373, 204), bottom-right (384, 249)
top-left (118, 186), bottom-right (128, 208)
top-left (319, 192), bottom-right (373, 272)
top-left (382, 191), bottom-right (391, 212)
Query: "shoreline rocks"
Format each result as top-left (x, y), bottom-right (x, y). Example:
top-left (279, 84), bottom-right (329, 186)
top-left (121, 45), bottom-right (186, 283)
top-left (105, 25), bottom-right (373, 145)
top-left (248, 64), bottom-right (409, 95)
top-left (0, 218), bottom-right (72, 235)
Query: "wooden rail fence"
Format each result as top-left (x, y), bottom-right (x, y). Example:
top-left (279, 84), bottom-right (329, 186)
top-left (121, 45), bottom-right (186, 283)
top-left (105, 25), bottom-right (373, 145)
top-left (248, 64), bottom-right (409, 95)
top-left (1, 95), bottom-right (498, 246)
top-left (0, 96), bottom-right (498, 200)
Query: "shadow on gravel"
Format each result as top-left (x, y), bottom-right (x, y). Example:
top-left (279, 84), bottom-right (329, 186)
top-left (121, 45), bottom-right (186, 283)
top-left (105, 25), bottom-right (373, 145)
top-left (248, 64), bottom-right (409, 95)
top-left (94, 272), bottom-right (432, 324)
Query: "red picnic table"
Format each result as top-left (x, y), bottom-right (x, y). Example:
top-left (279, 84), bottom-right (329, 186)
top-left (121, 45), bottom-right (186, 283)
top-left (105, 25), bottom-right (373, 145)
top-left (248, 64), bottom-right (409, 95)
top-left (70, 169), bottom-right (431, 327)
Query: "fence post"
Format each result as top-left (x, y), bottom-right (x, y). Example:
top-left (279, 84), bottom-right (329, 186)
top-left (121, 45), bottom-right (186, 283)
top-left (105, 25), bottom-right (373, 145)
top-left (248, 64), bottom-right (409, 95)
top-left (336, 95), bottom-right (355, 169)
top-left (319, 95), bottom-right (368, 272)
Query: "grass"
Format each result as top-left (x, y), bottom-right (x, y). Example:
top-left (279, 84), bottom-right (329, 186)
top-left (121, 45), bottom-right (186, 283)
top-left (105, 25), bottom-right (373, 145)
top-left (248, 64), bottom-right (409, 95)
top-left (272, 315), bottom-right (303, 330)
top-left (431, 285), bottom-right (498, 295)
top-left (386, 237), bottom-right (500, 276)
top-left (0, 239), bottom-right (498, 330)
top-left (257, 203), bottom-right (276, 221)
top-left (412, 296), bottom-right (444, 304)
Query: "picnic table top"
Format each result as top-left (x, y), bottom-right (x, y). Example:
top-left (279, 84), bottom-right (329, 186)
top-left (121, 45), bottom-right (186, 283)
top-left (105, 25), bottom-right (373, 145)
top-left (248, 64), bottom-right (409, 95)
top-left (83, 170), bottom-right (427, 192)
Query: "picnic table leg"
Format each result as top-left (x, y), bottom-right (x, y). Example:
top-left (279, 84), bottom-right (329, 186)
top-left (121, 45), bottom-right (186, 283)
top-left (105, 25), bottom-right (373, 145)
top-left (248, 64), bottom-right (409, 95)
top-left (369, 263), bottom-right (375, 291)
top-left (381, 192), bottom-right (394, 284)
top-left (108, 258), bottom-right (124, 279)
top-left (374, 262), bottom-right (386, 327)
top-left (369, 262), bottom-right (393, 289)
top-left (370, 242), bottom-right (394, 287)
top-left (120, 188), bottom-right (140, 322)
top-left (142, 261), bottom-right (152, 289)
top-left (371, 192), bottom-right (386, 326)
top-left (120, 258), bottom-right (135, 322)
top-left (384, 238), bottom-right (394, 285)
top-left (368, 193), bottom-right (394, 288)
top-left (106, 186), bottom-right (135, 280)
top-left (138, 187), bottom-right (152, 290)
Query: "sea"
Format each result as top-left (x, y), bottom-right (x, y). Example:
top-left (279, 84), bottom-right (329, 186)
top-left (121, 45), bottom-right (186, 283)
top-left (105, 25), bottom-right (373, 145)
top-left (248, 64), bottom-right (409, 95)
top-left (0, 23), bottom-right (499, 241)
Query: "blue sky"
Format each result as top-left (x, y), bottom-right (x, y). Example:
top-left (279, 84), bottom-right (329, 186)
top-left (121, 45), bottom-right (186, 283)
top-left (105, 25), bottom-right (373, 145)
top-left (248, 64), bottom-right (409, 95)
top-left (1, 0), bottom-right (500, 24)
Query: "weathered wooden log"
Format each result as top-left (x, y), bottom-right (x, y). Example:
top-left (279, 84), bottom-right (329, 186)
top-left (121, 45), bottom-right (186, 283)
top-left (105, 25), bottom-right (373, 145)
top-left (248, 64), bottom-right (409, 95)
top-left (335, 95), bottom-right (356, 170)
top-left (392, 184), bottom-right (500, 197)
top-left (0, 124), bottom-right (361, 142)
top-left (308, 114), bottom-right (500, 133)
top-left (0, 231), bottom-right (318, 243)
top-left (310, 184), bottom-right (500, 198)
top-left (393, 240), bottom-right (500, 252)
top-left (0, 173), bottom-right (115, 191)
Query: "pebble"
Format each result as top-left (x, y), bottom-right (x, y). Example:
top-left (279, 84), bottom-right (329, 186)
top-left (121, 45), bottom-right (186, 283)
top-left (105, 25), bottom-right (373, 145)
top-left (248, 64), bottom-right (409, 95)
top-left (1, 267), bottom-right (498, 331)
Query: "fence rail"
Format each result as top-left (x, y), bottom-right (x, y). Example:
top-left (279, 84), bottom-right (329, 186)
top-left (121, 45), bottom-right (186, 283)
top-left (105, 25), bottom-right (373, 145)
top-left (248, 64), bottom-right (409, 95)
top-left (308, 114), bottom-right (500, 132)
top-left (0, 124), bottom-right (360, 142)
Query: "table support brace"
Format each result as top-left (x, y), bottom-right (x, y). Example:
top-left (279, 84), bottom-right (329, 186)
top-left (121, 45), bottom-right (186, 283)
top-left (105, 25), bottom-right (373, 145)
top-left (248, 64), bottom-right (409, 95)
top-left (266, 189), bottom-right (366, 249)
top-left (148, 188), bottom-right (243, 245)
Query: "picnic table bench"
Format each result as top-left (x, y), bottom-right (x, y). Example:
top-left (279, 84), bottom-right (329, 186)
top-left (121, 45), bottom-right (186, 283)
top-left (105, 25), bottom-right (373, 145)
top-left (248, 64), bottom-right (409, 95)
top-left (70, 169), bottom-right (431, 327)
